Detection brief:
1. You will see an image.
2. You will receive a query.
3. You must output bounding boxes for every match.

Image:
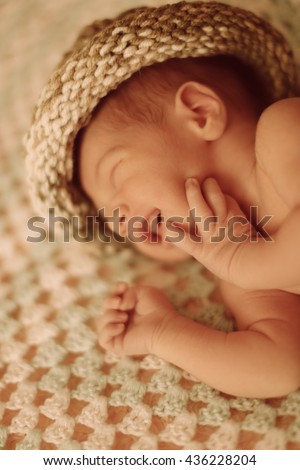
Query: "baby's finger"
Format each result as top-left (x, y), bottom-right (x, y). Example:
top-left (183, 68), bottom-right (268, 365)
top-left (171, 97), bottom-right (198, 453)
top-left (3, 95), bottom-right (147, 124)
top-left (99, 322), bottom-right (126, 350)
top-left (103, 282), bottom-right (129, 309)
top-left (119, 287), bottom-right (136, 311)
top-left (102, 322), bottom-right (125, 337)
top-left (97, 310), bottom-right (128, 330)
top-left (186, 177), bottom-right (213, 219)
top-left (225, 194), bottom-right (246, 217)
top-left (202, 178), bottom-right (227, 221)
top-left (111, 282), bottom-right (128, 295)
top-left (102, 296), bottom-right (122, 310)
top-left (168, 223), bottom-right (203, 259)
top-left (185, 177), bottom-right (214, 238)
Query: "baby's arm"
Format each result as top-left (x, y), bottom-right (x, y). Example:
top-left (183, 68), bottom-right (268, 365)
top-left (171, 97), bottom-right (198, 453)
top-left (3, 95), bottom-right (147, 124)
top-left (98, 282), bottom-right (300, 398)
top-left (232, 98), bottom-right (300, 290)
top-left (228, 207), bottom-right (300, 290)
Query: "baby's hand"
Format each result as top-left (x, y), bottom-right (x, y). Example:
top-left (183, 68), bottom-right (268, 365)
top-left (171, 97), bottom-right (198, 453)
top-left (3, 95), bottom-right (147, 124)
top-left (97, 282), bottom-right (178, 356)
top-left (173, 177), bottom-right (255, 282)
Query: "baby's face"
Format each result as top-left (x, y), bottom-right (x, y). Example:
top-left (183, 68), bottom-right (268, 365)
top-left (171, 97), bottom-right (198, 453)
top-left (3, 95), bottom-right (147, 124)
top-left (79, 104), bottom-right (203, 262)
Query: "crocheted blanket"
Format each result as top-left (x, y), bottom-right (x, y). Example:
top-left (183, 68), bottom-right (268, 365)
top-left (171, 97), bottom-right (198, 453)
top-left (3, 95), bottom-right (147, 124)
top-left (1, 0), bottom-right (299, 450)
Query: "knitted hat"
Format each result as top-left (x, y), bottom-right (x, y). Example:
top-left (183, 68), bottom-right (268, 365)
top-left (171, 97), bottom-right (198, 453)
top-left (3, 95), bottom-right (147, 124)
top-left (25, 1), bottom-right (299, 225)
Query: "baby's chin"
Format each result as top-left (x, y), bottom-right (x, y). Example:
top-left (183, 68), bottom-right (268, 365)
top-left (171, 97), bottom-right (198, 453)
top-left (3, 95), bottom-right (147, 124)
top-left (134, 239), bottom-right (191, 264)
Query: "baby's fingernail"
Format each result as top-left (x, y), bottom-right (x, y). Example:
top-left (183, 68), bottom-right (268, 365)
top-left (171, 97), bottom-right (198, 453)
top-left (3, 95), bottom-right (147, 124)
top-left (185, 177), bottom-right (198, 188)
top-left (204, 177), bottom-right (217, 189)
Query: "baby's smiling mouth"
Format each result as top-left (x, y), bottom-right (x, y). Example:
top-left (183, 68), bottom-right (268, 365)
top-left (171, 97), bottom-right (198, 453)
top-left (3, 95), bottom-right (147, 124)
top-left (143, 210), bottom-right (164, 243)
top-left (116, 209), bottom-right (190, 248)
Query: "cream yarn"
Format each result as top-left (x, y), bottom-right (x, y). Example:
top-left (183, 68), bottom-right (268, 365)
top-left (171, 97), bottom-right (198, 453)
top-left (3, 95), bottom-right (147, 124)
top-left (25, 1), bottom-right (299, 224)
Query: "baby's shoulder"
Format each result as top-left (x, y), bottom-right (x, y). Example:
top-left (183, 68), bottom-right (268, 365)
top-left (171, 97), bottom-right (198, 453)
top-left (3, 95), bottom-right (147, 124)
top-left (257, 97), bottom-right (300, 131)
top-left (255, 97), bottom-right (300, 208)
top-left (255, 97), bottom-right (300, 167)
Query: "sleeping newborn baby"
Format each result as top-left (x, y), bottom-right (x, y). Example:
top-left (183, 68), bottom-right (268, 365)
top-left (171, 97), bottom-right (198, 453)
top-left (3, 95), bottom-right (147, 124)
top-left (25, 1), bottom-right (300, 398)
top-left (79, 55), bottom-right (300, 398)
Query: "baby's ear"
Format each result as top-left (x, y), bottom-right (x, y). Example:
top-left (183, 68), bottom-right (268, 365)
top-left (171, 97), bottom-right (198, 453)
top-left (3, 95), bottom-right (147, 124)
top-left (174, 81), bottom-right (227, 141)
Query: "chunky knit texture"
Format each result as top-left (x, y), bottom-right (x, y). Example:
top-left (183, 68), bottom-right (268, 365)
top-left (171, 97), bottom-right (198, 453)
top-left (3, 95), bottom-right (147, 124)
top-left (25, 1), bottom-right (299, 224)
